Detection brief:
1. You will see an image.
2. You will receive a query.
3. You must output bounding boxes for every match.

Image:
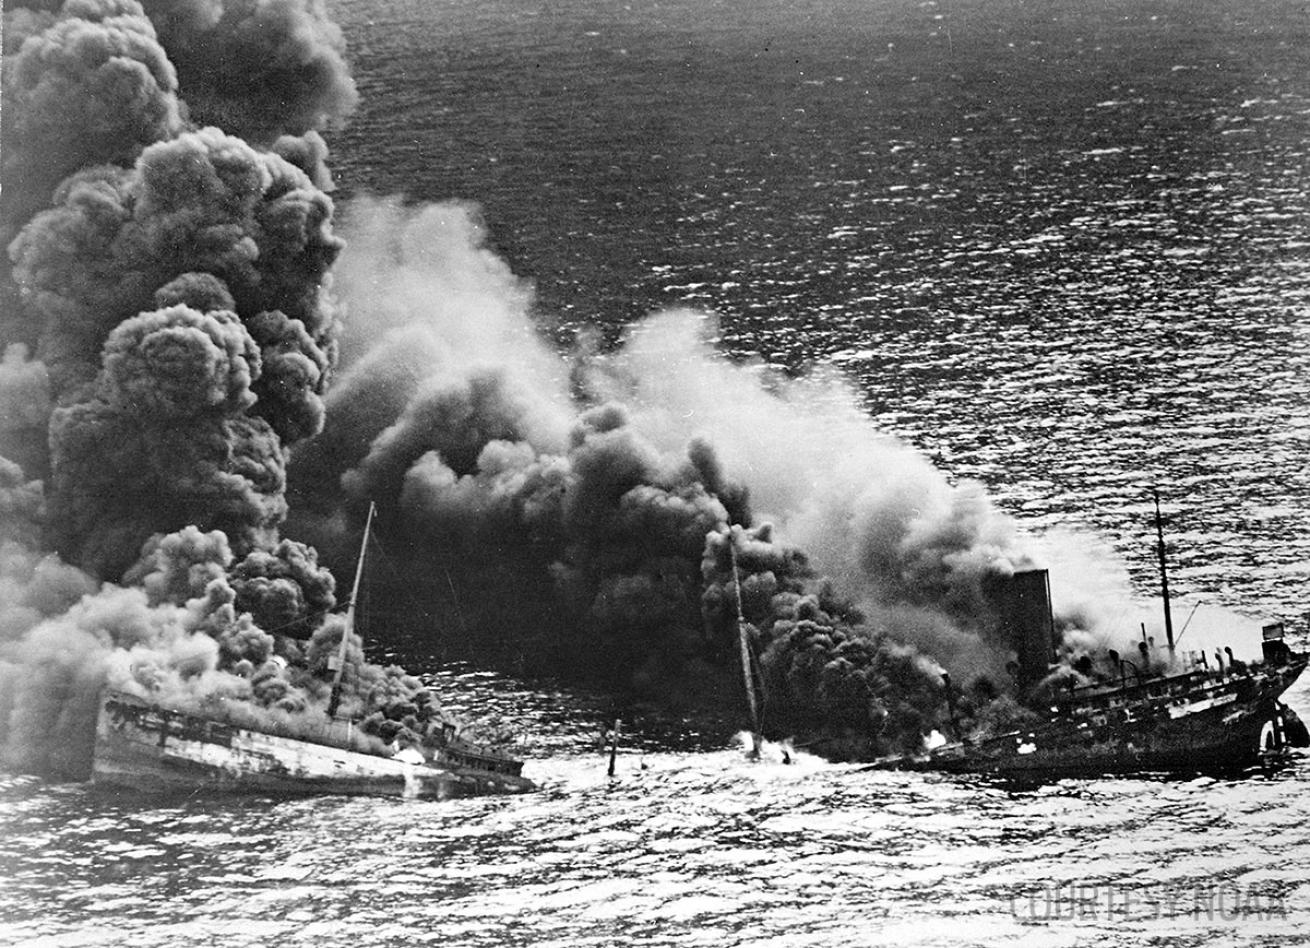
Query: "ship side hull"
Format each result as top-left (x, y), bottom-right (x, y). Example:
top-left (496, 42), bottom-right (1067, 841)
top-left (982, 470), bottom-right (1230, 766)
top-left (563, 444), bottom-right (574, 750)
top-left (92, 694), bottom-right (534, 799)
top-left (907, 698), bottom-right (1280, 778)
top-left (881, 660), bottom-right (1308, 779)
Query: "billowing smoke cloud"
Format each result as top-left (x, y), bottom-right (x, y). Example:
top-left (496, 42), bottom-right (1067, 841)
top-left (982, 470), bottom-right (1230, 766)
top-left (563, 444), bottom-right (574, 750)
top-left (4, 115), bottom-right (345, 578)
top-left (582, 313), bottom-right (1035, 685)
top-left (286, 197), bottom-right (575, 554)
top-left (0, 524), bottom-right (443, 778)
top-left (0, 0), bottom-right (452, 781)
top-left (290, 200), bottom-right (1090, 757)
top-left (135, 0), bottom-right (358, 144)
top-left (0, 0), bottom-right (184, 245)
top-left (1, 0), bottom-right (1210, 777)
top-left (1, 0), bottom-right (352, 350)
top-left (11, 124), bottom-right (341, 400)
top-left (300, 189), bottom-right (1254, 758)
top-left (0, 343), bottom-right (52, 479)
top-left (700, 524), bottom-right (949, 759)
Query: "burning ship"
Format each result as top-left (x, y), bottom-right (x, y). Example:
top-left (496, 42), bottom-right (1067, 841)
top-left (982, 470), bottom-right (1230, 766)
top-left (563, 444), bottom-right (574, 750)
top-left (91, 689), bottom-right (533, 799)
top-left (876, 569), bottom-right (1308, 777)
top-left (876, 498), bottom-right (1308, 777)
top-left (91, 505), bottom-right (534, 800)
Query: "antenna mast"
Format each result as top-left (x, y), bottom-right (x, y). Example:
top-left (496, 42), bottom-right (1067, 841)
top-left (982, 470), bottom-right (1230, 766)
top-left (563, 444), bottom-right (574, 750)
top-left (729, 537), bottom-right (762, 760)
top-left (1151, 488), bottom-right (1176, 656)
top-left (328, 501), bottom-right (376, 718)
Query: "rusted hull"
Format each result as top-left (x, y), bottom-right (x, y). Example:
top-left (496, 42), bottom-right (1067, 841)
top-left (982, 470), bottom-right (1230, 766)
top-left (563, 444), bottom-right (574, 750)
top-left (92, 692), bottom-right (534, 799)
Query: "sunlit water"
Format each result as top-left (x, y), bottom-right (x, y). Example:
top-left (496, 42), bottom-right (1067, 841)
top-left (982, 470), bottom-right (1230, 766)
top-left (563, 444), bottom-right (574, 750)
top-left (328, 0), bottom-right (1310, 628)
top-left (5, 0), bottom-right (1310, 944)
top-left (5, 672), bottom-right (1310, 947)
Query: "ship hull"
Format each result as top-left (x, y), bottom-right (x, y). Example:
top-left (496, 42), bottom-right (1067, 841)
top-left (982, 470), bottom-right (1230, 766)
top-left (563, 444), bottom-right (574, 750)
top-left (92, 692), bottom-right (534, 799)
top-left (889, 699), bottom-right (1283, 778)
top-left (877, 660), bottom-right (1307, 779)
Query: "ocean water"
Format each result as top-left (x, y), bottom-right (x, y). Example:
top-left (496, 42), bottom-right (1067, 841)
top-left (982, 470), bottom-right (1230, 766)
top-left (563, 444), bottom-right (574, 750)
top-left (5, 0), bottom-right (1310, 945)
top-left (328, 0), bottom-right (1310, 629)
top-left (4, 734), bottom-right (1310, 948)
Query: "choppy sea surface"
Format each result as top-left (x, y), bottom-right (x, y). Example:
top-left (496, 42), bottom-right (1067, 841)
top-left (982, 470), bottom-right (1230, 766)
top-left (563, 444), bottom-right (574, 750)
top-left (5, 0), bottom-right (1310, 944)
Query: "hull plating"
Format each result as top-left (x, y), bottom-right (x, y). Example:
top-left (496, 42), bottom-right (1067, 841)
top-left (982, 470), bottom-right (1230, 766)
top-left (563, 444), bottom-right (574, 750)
top-left (92, 692), bottom-right (534, 799)
top-left (879, 659), bottom-right (1307, 778)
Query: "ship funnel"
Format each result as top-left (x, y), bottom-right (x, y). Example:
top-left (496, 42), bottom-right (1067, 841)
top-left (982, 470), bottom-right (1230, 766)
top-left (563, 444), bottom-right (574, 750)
top-left (1262, 623), bottom-right (1292, 666)
top-left (993, 569), bottom-right (1057, 690)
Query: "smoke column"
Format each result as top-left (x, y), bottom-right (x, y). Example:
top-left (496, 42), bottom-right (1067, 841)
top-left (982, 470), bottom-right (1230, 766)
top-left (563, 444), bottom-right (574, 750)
top-left (286, 197), bottom-right (1157, 757)
top-left (0, 0), bottom-right (440, 780)
top-left (2, 1), bottom-right (1235, 773)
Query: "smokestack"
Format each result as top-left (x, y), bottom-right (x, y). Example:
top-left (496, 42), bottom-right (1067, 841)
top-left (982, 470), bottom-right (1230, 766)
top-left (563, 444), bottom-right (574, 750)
top-left (993, 569), bottom-right (1056, 691)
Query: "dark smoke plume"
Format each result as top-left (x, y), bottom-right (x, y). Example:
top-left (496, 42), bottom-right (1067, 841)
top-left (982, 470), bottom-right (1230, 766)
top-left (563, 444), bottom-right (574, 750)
top-left (701, 524), bottom-right (947, 759)
top-left (0, 0), bottom-right (454, 781)
top-left (2, 0), bottom-right (1238, 777)
top-left (300, 193), bottom-right (1264, 757)
top-left (1, 0), bottom-right (184, 244)
top-left (136, 0), bottom-right (358, 144)
top-left (11, 124), bottom-right (342, 400)
top-left (289, 201), bottom-right (1095, 755)
top-left (0, 343), bottom-right (51, 478)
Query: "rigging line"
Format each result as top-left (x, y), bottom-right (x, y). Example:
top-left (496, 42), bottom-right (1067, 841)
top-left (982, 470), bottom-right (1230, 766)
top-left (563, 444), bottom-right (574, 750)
top-left (261, 608), bottom-right (333, 637)
top-left (297, 358), bottom-right (428, 478)
top-left (443, 568), bottom-right (473, 643)
top-left (729, 539), bottom-right (763, 746)
top-left (368, 530), bottom-right (453, 624)
top-left (261, 525), bottom-right (381, 637)
top-left (360, 524), bottom-right (476, 658)
top-left (1173, 600), bottom-right (1204, 646)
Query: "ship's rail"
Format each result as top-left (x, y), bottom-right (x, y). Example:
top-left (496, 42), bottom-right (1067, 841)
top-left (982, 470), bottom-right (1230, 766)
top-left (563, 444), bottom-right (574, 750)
top-left (1053, 674), bottom-right (1250, 720)
top-left (106, 691), bottom-right (389, 757)
top-left (106, 690), bottom-right (525, 775)
top-left (1048, 654), bottom-right (1306, 723)
top-left (436, 743), bottom-right (524, 777)
top-left (1052, 665), bottom-right (1257, 712)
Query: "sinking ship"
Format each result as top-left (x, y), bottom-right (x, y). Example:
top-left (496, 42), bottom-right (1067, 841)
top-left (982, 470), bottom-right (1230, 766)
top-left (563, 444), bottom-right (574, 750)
top-left (91, 504), bottom-right (534, 800)
top-left (92, 689), bottom-right (533, 799)
top-left (876, 497), bottom-right (1308, 778)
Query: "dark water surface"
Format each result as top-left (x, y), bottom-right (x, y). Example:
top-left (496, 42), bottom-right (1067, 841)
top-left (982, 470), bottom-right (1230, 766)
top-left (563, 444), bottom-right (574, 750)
top-left (328, 0), bottom-right (1310, 627)
top-left (4, 727), bottom-right (1310, 948)
top-left (5, 0), bottom-right (1310, 944)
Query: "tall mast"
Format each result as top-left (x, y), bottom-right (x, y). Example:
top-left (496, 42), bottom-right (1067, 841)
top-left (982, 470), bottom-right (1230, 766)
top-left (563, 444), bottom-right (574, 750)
top-left (729, 537), bottom-right (762, 760)
top-left (328, 501), bottom-right (376, 718)
top-left (1151, 488), bottom-right (1176, 656)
